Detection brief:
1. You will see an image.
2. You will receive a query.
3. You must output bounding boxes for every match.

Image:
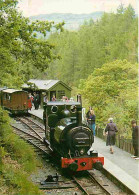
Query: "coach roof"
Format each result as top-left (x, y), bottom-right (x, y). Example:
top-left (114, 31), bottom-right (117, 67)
top-left (2, 89), bottom-right (27, 93)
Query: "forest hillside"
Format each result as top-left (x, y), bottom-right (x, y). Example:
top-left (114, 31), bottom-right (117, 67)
top-left (46, 5), bottom-right (138, 136)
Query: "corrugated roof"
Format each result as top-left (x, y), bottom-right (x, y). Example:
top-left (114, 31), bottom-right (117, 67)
top-left (22, 79), bottom-right (71, 90)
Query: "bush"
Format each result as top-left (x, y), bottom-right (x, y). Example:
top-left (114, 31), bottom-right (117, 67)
top-left (0, 108), bottom-right (43, 194)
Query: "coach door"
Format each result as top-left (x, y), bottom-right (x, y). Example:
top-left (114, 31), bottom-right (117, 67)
top-left (12, 92), bottom-right (20, 109)
top-left (13, 92), bottom-right (27, 109)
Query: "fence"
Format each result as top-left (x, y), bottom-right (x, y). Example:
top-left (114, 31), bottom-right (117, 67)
top-left (95, 127), bottom-right (134, 154)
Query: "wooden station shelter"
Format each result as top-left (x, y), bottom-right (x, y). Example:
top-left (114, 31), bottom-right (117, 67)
top-left (22, 79), bottom-right (72, 107)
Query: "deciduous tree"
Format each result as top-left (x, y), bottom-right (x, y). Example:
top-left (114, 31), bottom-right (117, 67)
top-left (0, 0), bottom-right (63, 88)
top-left (79, 60), bottom-right (138, 136)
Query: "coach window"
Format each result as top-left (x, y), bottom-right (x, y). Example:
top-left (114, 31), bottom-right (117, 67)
top-left (51, 105), bottom-right (58, 113)
top-left (3, 93), bottom-right (6, 100)
top-left (70, 105), bottom-right (77, 113)
top-left (6, 94), bottom-right (11, 100)
top-left (8, 94), bottom-right (11, 100)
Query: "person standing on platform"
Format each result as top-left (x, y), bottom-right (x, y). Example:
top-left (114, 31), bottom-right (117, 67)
top-left (33, 92), bottom-right (36, 109)
top-left (105, 118), bottom-right (118, 154)
top-left (86, 107), bottom-right (92, 125)
top-left (33, 92), bottom-right (39, 110)
top-left (28, 93), bottom-right (33, 110)
top-left (87, 109), bottom-right (96, 136)
top-left (131, 120), bottom-right (139, 160)
top-left (37, 93), bottom-right (40, 108)
top-left (43, 94), bottom-right (48, 103)
top-left (52, 95), bottom-right (56, 101)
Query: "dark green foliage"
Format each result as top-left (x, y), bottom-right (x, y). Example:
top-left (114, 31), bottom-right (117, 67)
top-left (47, 5), bottom-right (137, 86)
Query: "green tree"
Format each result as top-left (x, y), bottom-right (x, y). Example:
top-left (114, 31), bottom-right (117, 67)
top-left (47, 30), bottom-right (80, 85)
top-left (0, 0), bottom-right (63, 88)
top-left (79, 60), bottom-right (138, 137)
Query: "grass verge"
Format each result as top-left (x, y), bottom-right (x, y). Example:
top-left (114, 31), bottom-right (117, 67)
top-left (0, 108), bottom-right (43, 195)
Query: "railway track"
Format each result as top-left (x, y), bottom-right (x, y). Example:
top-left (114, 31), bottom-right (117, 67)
top-left (11, 116), bottom-right (52, 157)
top-left (72, 171), bottom-right (111, 195)
top-left (87, 171), bottom-right (112, 194)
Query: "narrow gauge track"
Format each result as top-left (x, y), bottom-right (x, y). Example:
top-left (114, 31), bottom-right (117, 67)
top-left (87, 170), bottom-right (111, 194)
top-left (72, 170), bottom-right (111, 195)
top-left (11, 116), bottom-right (52, 157)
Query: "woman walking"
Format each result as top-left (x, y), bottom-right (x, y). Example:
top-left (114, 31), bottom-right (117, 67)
top-left (105, 118), bottom-right (118, 154)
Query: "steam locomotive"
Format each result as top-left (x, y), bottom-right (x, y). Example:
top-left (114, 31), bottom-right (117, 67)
top-left (43, 97), bottom-right (104, 172)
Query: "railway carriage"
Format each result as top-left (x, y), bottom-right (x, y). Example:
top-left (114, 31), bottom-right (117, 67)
top-left (0, 89), bottom-right (28, 114)
top-left (43, 98), bottom-right (104, 172)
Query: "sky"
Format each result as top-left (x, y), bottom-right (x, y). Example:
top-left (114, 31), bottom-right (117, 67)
top-left (18, 0), bottom-right (137, 17)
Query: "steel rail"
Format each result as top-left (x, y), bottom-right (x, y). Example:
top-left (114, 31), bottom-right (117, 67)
top-left (23, 116), bottom-right (45, 131)
top-left (12, 125), bottom-right (51, 156)
top-left (24, 138), bottom-right (51, 156)
top-left (11, 125), bottom-right (44, 142)
top-left (16, 117), bottom-right (43, 140)
top-left (72, 176), bottom-right (90, 195)
top-left (87, 170), bottom-right (111, 195)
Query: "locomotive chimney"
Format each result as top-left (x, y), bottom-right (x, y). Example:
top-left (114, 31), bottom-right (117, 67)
top-left (77, 94), bottom-right (82, 105)
top-left (77, 94), bottom-right (82, 125)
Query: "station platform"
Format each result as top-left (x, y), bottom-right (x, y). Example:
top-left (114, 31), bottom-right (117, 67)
top-left (29, 108), bottom-right (139, 194)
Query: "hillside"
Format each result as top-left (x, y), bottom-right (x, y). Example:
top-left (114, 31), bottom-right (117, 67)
top-left (30, 12), bottom-right (103, 30)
